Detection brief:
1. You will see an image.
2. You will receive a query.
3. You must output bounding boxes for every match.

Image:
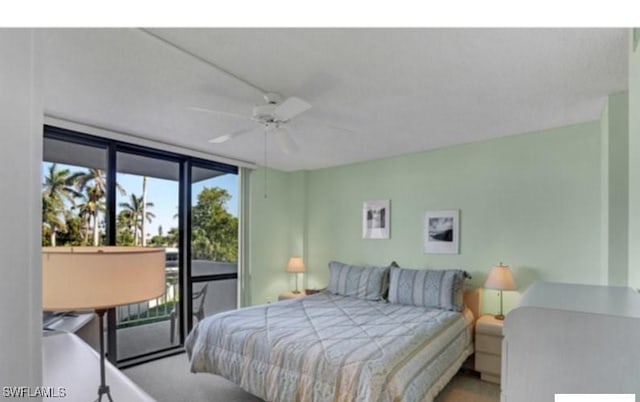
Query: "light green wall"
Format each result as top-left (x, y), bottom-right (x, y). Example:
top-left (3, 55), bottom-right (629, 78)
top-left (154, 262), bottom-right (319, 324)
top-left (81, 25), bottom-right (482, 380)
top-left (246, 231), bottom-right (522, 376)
top-left (248, 168), bottom-right (310, 304)
top-left (628, 29), bottom-right (640, 289)
top-left (248, 168), bottom-right (296, 304)
top-left (600, 92), bottom-right (629, 286)
top-left (304, 122), bottom-right (602, 314)
top-left (600, 101), bottom-right (610, 278)
top-left (249, 122), bottom-right (604, 314)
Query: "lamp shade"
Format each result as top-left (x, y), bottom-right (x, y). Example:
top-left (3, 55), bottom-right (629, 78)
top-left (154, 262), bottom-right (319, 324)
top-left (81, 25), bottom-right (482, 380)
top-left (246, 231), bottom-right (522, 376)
top-left (42, 246), bottom-right (166, 311)
top-left (483, 263), bottom-right (517, 291)
top-left (286, 257), bottom-right (306, 273)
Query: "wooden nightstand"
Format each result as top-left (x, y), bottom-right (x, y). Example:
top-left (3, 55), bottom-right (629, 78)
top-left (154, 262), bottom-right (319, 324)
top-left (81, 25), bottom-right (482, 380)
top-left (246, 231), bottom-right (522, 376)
top-left (475, 314), bottom-right (504, 384)
top-left (278, 291), bottom-right (306, 301)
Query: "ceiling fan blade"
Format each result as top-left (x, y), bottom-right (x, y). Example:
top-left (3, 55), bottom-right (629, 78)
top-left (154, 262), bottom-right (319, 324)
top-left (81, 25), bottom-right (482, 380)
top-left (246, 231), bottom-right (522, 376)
top-left (208, 127), bottom-right (258, 144)
top-left (273, 97), bottom-right (311, 121)
top-left (189, 106), bottom-right (252, 121)
top-left (272, 126), bottom-right (299, 155)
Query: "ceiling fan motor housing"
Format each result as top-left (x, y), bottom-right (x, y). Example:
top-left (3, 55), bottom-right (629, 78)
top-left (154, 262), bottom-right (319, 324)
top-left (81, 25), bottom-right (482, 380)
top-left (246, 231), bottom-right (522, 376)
top-left (253, 103), bottom-right (279, 123)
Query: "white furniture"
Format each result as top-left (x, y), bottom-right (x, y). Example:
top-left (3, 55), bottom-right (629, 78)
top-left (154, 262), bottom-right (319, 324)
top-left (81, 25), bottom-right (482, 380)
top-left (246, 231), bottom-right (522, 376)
top-left (501, 282), bottom-right (640, 401)
top-left (44, 312), bottom-right (99, 351)
top-left (43, 331), bottom-right (154, 401)
top-left (475, 315), bottom-right (503, 384)
top-left (278, 290), bottom-right (306, 301)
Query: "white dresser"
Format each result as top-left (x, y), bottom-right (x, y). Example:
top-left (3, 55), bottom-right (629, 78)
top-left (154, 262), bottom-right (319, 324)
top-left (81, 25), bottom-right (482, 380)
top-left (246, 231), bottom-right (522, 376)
top-left (43, 332), bottom-right (154, 401)
top-left (501, 282), bottom-right (640, 401)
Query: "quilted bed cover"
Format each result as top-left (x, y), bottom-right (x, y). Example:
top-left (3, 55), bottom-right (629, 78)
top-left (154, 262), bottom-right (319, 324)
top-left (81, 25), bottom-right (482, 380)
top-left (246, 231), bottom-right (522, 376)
top-left (186, 291), bottom-right (474, 402)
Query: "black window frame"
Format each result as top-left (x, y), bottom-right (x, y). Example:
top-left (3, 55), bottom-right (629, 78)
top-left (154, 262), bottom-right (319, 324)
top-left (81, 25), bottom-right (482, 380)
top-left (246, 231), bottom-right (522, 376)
top-left (43, 124), bottom-right (239, 366)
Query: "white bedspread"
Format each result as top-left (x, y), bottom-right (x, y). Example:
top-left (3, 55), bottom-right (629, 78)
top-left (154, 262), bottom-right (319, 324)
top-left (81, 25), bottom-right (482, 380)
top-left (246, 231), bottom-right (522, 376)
top-left (186, 291), bottom-right (474, 402)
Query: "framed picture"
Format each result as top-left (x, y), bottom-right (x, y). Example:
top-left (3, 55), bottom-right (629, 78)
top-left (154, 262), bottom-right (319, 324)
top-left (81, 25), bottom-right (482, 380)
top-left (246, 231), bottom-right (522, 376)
top-left (424, 209), bottom-right (459, 254)
top-left (363, 200), bottom-right (390, 239)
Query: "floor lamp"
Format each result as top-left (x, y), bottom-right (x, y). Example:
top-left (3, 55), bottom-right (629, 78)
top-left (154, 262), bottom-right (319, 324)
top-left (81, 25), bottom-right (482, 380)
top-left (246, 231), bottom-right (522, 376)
top-left (43, 247), bottom-right (166, 402)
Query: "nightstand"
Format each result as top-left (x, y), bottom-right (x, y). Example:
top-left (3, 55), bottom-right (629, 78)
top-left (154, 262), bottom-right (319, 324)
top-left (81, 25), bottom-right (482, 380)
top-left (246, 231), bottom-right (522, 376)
top-left (278, 291), bottom-right (306, 301)
top-left (475, 314), bottom-right (504, 384)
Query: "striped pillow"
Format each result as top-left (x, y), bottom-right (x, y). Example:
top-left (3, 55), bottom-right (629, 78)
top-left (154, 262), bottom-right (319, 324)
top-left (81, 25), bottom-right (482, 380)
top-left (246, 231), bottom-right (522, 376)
top-left (388, 267), bottom-right (466, 311)
top-left (327, 261), bottom-right (389, 301)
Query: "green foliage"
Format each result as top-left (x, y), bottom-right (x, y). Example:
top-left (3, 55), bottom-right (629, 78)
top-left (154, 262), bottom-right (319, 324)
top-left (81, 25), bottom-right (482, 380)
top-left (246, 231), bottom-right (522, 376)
top-left (191, 187), bottom-right (238, 262)
top-left (42, 164), bottom-right (238, 263)
top-left (69, 168), bottom-right (122, 246)
top-left (116, 210), bottom-right (135, 245)
top-left (42, 164), bottom-right (82, 246)
top-left (55, 212), bottom-right (86, 246)
top-left (118, 193), bottom-right (155, 246)
top-left (42, 165), bottom-right (119, 247)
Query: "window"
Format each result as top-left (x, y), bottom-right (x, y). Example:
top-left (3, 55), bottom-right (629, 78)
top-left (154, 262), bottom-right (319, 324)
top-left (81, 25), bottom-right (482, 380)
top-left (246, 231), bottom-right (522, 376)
top-left (42, 125), bottom-right (239, 365)
top-left (188, 164), bottom-right (239, 330)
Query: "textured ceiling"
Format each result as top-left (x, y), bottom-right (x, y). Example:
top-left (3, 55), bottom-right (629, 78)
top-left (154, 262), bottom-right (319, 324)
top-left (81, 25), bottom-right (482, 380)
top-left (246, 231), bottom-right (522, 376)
top-left (42, 28), bottom-right (628, 171)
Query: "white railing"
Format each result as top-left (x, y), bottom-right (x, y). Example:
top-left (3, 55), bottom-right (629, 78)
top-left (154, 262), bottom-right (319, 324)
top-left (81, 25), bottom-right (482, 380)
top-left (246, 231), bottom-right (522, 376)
top-left (116, 271), bottom-right (179, 328)
top-left (115, 260), bottom-right (238, 328)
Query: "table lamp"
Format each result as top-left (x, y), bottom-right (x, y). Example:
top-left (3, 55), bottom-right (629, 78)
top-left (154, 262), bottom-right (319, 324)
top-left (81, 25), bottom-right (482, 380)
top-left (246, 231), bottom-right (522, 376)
top-left (286, 257), bottom-right (305, 294)
top-left (483, 262), bottom-right (517, 320)
top-left (42, 246), bottom-right (165, 401)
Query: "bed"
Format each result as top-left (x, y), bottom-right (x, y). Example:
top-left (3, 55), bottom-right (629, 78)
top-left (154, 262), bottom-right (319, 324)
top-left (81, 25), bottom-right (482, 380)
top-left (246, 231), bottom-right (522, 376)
top-left (186, 263), bottom-right (479, 402)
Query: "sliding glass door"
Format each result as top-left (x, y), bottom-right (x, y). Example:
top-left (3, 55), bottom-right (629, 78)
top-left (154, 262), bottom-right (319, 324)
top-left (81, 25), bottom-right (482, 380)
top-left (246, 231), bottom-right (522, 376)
top-left (42, 125), bottom-right (239, 365)
top-left (114, 151), bottom-right (181, 360)
top-left (187, 165), bottom-right (239, 330)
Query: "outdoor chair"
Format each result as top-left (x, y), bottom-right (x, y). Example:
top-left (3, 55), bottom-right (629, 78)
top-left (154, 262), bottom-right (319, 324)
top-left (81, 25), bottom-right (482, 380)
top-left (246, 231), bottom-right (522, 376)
top-left (170, 283), bottom-right (208, 344)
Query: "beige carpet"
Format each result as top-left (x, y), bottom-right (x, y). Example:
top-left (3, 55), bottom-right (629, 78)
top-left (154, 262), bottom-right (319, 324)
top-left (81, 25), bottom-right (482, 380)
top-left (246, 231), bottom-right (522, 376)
top-left (434, 371), bottom-right (500, 402)
top-left (124, 353), bottom-right (499, 402)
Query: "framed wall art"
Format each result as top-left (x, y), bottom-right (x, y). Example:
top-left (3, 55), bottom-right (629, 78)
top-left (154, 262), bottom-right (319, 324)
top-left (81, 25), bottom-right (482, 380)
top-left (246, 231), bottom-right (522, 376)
top-left (362, 200), bottom-right (390, 239)
top-left (424, 209), bottom-right (459, 254)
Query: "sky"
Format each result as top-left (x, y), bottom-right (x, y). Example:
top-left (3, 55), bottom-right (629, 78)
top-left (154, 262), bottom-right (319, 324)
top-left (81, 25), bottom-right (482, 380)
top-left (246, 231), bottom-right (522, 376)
top-left (117, 172), bottom-right (238, 237)
top-left (42, 162), bottom-right (238, 240)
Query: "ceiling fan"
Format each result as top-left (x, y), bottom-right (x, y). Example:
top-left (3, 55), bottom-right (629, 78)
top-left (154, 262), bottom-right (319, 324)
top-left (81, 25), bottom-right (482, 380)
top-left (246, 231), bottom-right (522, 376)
top-left (191, 92), bottom-right (350, 155)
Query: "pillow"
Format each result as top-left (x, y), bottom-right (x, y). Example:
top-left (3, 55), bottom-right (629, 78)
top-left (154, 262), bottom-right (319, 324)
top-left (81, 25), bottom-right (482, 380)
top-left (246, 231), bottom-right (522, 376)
top-left (388, 267), bottom-right (466, 311)
top-left (382, 261), bottom-right (401, 299)
top-left (327, 261), bottom-right (389, 301)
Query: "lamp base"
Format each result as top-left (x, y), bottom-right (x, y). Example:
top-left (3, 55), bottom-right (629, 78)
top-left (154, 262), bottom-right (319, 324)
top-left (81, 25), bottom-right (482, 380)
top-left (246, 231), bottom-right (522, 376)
top-left (494, 314), bottom-right (505, 321)
top-left (98, 384), bottom-right (113, 402)
top-left (291, 290), bottom-right (301, 294)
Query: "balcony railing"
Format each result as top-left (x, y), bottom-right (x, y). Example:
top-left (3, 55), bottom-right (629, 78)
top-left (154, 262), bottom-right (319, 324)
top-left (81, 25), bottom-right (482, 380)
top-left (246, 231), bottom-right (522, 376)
top-left (115, 260), bottom-right (237, 329)
top-left (116, 268), bottom-right (179, 329)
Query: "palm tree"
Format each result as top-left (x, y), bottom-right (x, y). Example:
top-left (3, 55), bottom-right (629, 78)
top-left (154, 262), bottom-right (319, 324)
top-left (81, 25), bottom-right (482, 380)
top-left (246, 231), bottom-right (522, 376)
top-left (118, 201), bottom-right (138, 244)
top-left (116, 210), bottom-right (136, 245)
top-left (42, 163), bottom-right (82, 246)
top-left (42, 194), bottom-right (66, 246)
top-left (74, 185), bottom-right (106, 245)
top-left (72, 168), bottom-right (125, 246)
top-left (119, 193), bottom-right (155, 246)
top-left (141, 176), bottom-right (148, 246)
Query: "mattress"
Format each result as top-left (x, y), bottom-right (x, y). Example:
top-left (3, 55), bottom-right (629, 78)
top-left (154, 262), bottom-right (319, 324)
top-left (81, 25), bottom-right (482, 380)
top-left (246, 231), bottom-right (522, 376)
top-left (186, 291), bottom-right (474, 402)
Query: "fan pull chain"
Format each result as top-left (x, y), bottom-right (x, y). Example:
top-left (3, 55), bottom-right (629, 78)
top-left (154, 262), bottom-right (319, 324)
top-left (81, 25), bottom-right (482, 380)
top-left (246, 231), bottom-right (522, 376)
top-left (264, 129), bottom-right (268, 199)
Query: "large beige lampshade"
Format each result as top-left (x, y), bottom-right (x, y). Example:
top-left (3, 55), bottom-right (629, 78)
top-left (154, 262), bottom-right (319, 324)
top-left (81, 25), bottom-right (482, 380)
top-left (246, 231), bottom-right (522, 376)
top-left (42, 246), bottom-right (166, 311)
top-left (286, 257), bottom-right (306, 273)
top-left (483, 263), bottom-right (517, 291)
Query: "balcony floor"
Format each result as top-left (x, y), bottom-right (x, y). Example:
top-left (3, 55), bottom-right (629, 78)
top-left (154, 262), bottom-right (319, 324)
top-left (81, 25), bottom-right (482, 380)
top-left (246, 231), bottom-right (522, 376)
top-left (117, 319), bottom-right (179, 360)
